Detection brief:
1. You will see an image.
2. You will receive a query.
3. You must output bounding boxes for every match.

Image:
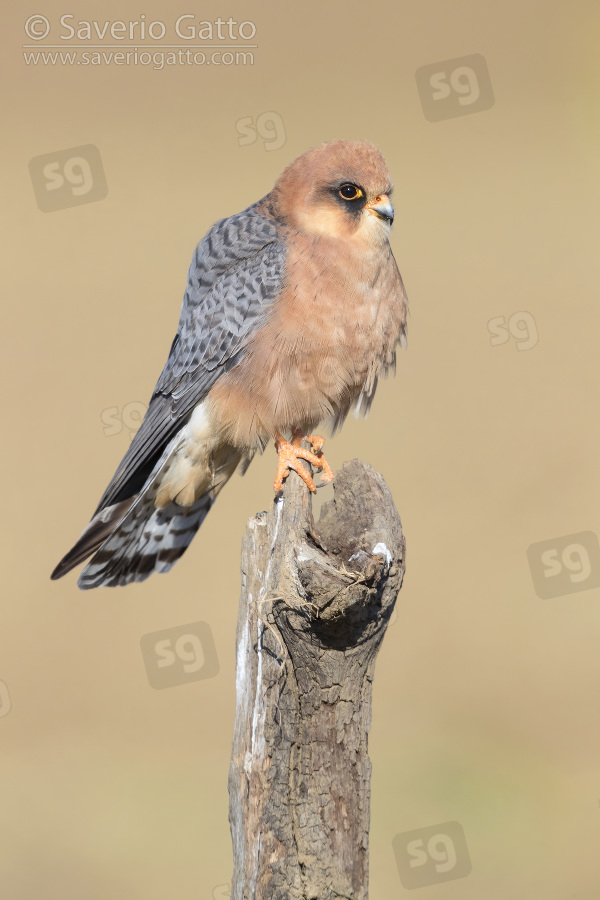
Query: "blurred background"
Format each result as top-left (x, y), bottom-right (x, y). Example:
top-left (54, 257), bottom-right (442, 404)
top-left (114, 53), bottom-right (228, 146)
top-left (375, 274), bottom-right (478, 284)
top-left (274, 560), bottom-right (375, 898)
top-left (3, 0), bottom-right (600, 896)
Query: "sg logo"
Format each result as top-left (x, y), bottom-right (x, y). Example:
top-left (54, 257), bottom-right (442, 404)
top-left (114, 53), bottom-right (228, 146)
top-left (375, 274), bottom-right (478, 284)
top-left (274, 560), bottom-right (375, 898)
top-left (415, 54), bottom-right (494, 122)
top-left (236, 112), bottom-right (287, 151)
top-left (393, 821), bottom-right (471, 889)
top-left (101, 401), bottom-right (147, 440)
top-left (527, 532), bottom-right (600, 599)
top-left (140, 621), bottom-right (220, 689)
top-left (0, 680), bottom-right (12, 718)
top-left (488, 311), bottom-right (539, 351)
top-left (29, 144), bottom-right (108, 212)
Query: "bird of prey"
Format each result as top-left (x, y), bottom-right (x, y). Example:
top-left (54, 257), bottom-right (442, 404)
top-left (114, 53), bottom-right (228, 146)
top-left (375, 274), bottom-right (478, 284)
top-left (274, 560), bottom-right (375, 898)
top-left (51, 140), bottom-right (408, 589)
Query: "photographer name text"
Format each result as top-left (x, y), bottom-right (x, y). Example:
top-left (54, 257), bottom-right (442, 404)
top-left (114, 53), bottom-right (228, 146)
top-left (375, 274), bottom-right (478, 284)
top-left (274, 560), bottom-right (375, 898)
top-left (24, 14), bottom-right (257, 43)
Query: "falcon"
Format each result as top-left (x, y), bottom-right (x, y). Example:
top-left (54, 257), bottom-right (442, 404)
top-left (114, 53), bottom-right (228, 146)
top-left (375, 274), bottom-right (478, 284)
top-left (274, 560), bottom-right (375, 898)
top-left (51, 140), bottom-right (408, 589)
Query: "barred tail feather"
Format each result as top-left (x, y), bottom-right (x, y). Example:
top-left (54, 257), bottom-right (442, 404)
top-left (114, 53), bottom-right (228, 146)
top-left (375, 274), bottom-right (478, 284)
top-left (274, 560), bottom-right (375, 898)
top-left (53, 417), bottom-right (246, 588)
top-left (77, 492), bottom-right (215, 589)
top-left (76, 442), bottom-right (243, 589)
top-left (50, 497), bottom-right (136, 581)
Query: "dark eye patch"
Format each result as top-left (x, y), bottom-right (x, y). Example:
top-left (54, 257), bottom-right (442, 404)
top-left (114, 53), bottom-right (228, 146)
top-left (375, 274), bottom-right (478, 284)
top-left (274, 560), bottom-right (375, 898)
top-left (329, 181), bottom-right (367, 215)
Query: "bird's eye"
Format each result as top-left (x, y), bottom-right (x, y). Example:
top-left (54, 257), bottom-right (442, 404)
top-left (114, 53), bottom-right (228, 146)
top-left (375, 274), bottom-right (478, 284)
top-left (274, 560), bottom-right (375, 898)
top-left (339, 183), bottom-right (363, 201)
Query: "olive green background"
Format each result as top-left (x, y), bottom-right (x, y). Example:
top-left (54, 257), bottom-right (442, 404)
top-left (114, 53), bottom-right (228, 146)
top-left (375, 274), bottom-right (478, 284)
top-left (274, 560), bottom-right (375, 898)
top-left (3, 0), bottom-right (600, 896)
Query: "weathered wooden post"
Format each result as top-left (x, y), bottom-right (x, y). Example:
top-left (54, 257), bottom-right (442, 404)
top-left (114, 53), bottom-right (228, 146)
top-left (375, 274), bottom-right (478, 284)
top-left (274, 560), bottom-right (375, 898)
top-left (228, 458), bottom-right (405, 899)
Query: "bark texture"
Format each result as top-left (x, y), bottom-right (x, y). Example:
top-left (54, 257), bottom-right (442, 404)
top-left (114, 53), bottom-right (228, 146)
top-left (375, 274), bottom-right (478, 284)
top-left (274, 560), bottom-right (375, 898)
top-left (228, 459), bottom-right (405, 900)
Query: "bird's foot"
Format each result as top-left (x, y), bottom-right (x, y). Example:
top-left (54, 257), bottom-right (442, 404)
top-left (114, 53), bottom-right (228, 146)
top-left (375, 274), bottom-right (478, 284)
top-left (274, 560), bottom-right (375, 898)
top-left (273, 431), bottom-right (335, 493)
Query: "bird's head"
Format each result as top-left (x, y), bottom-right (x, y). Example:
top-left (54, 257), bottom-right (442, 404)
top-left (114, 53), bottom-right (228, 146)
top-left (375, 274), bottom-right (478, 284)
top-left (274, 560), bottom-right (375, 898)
top-left (271, 140), bottom-right (395, 244)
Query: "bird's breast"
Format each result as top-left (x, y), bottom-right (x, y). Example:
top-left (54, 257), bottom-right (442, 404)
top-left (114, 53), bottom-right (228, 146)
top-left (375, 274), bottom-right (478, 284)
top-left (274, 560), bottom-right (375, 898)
top-left (208, 233), bottom-right (407, 448)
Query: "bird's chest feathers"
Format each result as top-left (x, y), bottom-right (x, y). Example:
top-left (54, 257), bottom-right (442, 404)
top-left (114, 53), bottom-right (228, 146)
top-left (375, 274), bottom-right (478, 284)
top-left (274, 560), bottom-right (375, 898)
top-left (208, 236), bottom-right (402, 445)
top-left (277, 239), bottom-right (392, 370)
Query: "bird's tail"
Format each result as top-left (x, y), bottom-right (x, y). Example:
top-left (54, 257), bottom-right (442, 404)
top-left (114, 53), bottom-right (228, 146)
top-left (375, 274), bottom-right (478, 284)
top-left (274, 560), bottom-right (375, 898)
top-left (77, 492), bottom-right (216, 589)
top-left (52, 448), bottom-right (242, 589)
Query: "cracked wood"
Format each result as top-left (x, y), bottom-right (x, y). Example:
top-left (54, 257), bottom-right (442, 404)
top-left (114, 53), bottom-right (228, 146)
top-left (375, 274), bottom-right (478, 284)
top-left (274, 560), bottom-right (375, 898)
top-left (228, 458), bottom-right (405, 900)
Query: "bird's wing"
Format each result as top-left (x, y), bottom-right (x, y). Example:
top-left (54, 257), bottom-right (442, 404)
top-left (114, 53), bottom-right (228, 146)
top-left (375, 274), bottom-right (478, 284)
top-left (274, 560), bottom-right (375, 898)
top-left (93, 204), bottom-right (285, 513)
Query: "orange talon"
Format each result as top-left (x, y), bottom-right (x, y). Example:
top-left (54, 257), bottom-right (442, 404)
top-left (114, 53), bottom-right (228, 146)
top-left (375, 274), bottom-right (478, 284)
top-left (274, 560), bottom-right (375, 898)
top-left (273, 431), bottom-right (335, 493)
top-left (305, 434), bottom-right (335, 484)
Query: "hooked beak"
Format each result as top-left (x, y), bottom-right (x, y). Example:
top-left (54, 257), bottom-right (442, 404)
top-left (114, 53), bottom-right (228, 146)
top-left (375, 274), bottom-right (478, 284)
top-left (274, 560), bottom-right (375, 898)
top-left (366, 194), bottom-right (394, 225)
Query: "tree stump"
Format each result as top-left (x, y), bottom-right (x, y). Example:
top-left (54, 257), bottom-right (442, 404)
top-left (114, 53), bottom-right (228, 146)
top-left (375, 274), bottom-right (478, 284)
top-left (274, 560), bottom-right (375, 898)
top-left (228, 458), bottom-right (405, 900)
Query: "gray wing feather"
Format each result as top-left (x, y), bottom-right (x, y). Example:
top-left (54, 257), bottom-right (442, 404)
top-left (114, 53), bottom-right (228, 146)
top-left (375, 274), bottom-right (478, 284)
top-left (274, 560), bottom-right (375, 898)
top-left (94, 204), bottom-right (285, 514)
